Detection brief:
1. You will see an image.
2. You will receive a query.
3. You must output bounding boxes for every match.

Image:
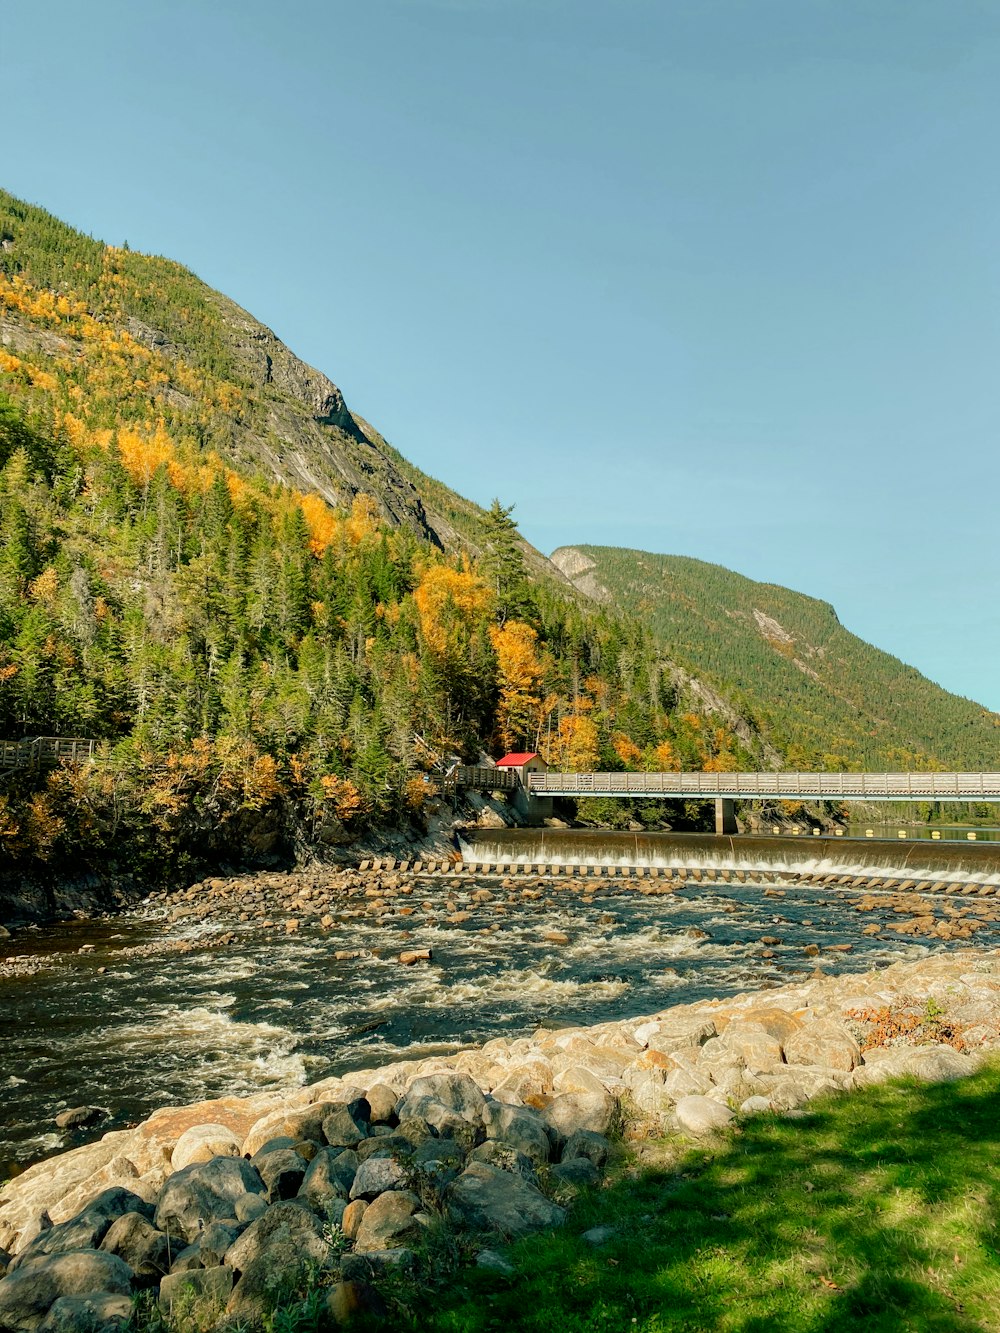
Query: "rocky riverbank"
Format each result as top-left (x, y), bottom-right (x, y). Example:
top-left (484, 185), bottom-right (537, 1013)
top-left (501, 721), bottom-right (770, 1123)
top-left (1, 946), bottom-right (998, 1330)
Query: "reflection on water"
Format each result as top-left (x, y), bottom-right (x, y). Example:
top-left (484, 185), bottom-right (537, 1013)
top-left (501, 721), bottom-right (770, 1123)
top-left (845, 825), bottom-right (1000, 843)
top-left (4, 865), bottom-right (999, 1178)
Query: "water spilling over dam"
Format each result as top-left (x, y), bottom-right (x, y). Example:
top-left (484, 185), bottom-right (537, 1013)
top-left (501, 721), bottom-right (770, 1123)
top-left (459, 829), bottom-right (1000, 882)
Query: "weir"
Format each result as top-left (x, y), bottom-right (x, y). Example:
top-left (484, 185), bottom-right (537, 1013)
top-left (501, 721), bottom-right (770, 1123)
top-left (459, 828), bottom-right (1000, 882)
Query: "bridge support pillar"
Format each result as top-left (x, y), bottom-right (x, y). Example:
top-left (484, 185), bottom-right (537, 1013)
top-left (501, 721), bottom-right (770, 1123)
top-left (513, 785), bottom-right (553, 824)
top-left (715, 798), bottom-right (737, 835)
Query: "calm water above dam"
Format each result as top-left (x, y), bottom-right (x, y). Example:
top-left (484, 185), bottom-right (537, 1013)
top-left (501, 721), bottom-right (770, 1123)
top-left (3, 832), bottom-right (1000, 1178)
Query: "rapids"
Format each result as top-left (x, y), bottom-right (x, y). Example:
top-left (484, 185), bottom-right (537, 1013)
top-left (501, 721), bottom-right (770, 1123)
top-left (4, 846), bottom-right (1000, 1178)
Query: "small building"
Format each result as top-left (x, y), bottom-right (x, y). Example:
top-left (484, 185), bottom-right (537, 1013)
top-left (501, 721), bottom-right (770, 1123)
top-left (495, 752), bottom-right (548, 784)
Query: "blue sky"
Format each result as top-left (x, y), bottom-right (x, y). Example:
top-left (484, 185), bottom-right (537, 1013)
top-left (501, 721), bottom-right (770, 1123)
top-left (4, 0), bottom-right (999, 708)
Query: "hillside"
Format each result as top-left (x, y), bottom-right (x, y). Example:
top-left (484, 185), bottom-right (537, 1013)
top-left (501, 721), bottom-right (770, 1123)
top-left (551, 546), bottom-right (1000, 772)
top-left (0, 190), bottom-right (779, 878)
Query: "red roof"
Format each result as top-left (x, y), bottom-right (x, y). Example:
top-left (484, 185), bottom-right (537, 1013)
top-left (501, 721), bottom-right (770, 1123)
top-left (496, 752), bottom-right (540, 767)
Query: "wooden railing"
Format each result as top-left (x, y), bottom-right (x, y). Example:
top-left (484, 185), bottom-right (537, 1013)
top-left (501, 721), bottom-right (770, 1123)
top-left (447, 765), bottom-right (520, 792)
top-left (0, 736), bottom-right (97, 775)
top-left (525, 771), bottom-right (1000, 802)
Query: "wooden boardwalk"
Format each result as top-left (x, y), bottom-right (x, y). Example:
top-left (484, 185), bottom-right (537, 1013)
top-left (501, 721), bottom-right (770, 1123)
top-left (0, 736), bottom-right (97, 779)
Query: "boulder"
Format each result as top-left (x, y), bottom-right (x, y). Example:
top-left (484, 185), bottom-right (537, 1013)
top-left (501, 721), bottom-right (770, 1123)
top-left (224, 1200), bottom-right (327, 1274)
top-left (446, 1162), bottom-right (565, 1235)
top-left (396, 1072), bottom-right (486, 1127)
top-left (170, 1124), bottom-right (242, 1172)
top-left (242, 1102), bottom-right (343, 1157)
top-left (638, 1017), bottom-right (716, 1052)
top-left (225, 1203), bottom-right (329, 1323)
top-left (326, 1279), bottom-right (388, 1325)
top-left (721, 1022), bottom-right (785, 1073)
top-left (674, 1096), bottom-right (735, 1136)
top-left (341, 1200), bottom-right (367, 1240)
top-left (10, 1189), bottom-right (150, 1271)
top-left (549, 1158), bottom-right (600, 1190)
top-left (37, 1292), bottom-right (132, 1333)
top-left (298, 1149), bottom-right (356, 1210)
top-left (159, 1265), bottom-right (233, 1321)
top-left (0, 1251), bottom-right (133, 1333)
top-left (349, 1156), bottom-right (408, 1201)
top-left (364, 1085), bottom-right (398, 1125)
top-left (542, 1089), bottom-right (615, 1141)
top-left (154, 1156), bottom-right (265, 1244)
top-left (255, 1148), bottom-right (308, 1202)
top-left (322, 1107), bottom-right (367, 1149)
top-left (234, 1193), bottom-right (269, 1224)
top-left (468, 1142), bottom-right (538, 1181)
top-left (784, 1021), bottom-right (860, 1072)
top-left (353, 1191), bottom-right (421, 1251)
top-left (561, 1130), bottom-right (610, 1171)
top-left (98, 1212), bottom-right (173, 1288)
top-left (483, 1102), bottom-right (552, 1166)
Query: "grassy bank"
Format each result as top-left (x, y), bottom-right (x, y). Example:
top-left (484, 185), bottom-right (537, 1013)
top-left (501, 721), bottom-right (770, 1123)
top-left (382, 1063), bottom-right (1000, 1333)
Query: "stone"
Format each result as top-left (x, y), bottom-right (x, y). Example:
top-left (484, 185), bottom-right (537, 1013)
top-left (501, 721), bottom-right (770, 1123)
top-left (399, 950), bottom-right (432, 965)
top-left (255, 1148), bottom-right (308, 1202)
top-left (721, 1022), bottom-right (785, 1073)
top-left (476, 1248), bottom-right (515, 1274)
top-left (98, 1211), bottom-right (173, 1288)
top-left (395, 1116), bottom-right (435, 1148)
top-left (639, 1017), bottom-right (717, 1052)
top-left (170, 1124), bottom-right (242, 1172)
top-left (298, 1148), bottom-right (357, 1209)
top-left (549, 1157), bottom-right (600, 1189)
top-left (234, 1193), bottom-right (269, 1224)
top-left (242, 1101), bottom-right (345, 1157)
top-left (446, 1161), bottom-right (565, 1235)
top-left (154, 1156), bottom-right (265, 1244)
top-left (349, 1155), bottom-right (408, 1201)
top-left (397, 1072), bottom-right (487, 1128)
top-left (159, 1265), bottom-right (233, 1320)
top-left (194, 1221), bottom-right (243, 1267)
top-left (325, 1279), bottom-right (388, 1325)
top-left (10, 1188), bottom-right (150, 1270)
top-left (784, 1021), bottom-right (860, 1072)
top-left (37, 1292), bottom-right (132, 1333)
top-left (0, 1251), bottom-right (133, 1332)
top-left (561, 1130), bottom-right (610, 1171)
top-left (224, 1200), bottom-right (327, 1273)
top-left (740, 1096), bottom-right (774, 1116)
top-left (468, 1142), bottom-right (538, 1180)
top-left (353, 1190), bottom-right (421, 1251)
top-left (364, 1084), bottom-right (399, 1125)
top-left (341, 1199), bottom-right (367, 1240)
top-left (53, 1107), bottom-right (103, 1131)
top-left (483, 1102), bottom-right (552, 1166)
top-left (675, 1096), bottom-right (735, 1136)
top-left (543, 1089), bottom-right (615, 1141)
top-left (322, 1106), bottom-right (367, 1148)
top-left (581, 1224), bottom-right (617, 1246)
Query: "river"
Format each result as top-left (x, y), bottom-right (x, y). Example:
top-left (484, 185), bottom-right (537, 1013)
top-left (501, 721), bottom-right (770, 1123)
top-left (3, 831), bottom-right (1000, 1179)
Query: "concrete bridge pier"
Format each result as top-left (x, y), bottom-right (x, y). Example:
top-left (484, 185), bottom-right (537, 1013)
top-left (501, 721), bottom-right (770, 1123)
top-left (715, 798), bottom-right (737, 835)
top-left (513, 785), bottom-right (553, 823)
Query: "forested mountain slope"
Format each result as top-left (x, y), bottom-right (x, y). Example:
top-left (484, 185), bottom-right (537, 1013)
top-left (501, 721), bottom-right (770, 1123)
top-left (551, 546), bottom-right (1000, 772)
top-left (0, 191), bottom-right (773, 877)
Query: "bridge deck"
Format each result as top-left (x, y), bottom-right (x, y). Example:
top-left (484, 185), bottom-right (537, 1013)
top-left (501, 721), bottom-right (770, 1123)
top-left (524, 771), bottom-right (1000, 802)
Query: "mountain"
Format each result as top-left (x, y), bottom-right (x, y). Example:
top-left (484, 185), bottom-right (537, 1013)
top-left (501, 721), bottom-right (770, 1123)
top-left (550, 546), bottom-right (1000, 772)
top-left (0, 189), bottom-right (780, 879)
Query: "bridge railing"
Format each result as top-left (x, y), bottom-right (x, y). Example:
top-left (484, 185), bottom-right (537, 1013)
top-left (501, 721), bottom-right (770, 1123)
top-left (448, 766), bottom-right (520, 792)
top-left (526, 771), bottom-right (1000, 801)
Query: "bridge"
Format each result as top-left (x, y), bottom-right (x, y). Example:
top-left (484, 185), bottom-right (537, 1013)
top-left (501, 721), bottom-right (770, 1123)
top-left (451, 766), bottom-right (1000, 831)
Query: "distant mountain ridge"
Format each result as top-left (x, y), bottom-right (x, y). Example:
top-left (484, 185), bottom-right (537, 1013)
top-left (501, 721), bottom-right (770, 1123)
top-left (551, 546), bottom-right (1000, 772)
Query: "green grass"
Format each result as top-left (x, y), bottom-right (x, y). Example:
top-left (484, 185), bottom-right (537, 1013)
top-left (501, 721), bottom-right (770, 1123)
top-left (382, 1062), bottom-right (1000, 1333)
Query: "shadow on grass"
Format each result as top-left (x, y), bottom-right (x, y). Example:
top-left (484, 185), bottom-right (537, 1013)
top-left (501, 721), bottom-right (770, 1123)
top-left (383, 1061), bottom-right (1000, 1333)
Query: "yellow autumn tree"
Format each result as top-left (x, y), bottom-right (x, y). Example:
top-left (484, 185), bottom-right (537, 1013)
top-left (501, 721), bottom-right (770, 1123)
top-left (413, 564), bottom-right (492, 658)
top-left (490, 620), bottom-right (544, 751)
top-left (542, 709), bottom-right (600, 772)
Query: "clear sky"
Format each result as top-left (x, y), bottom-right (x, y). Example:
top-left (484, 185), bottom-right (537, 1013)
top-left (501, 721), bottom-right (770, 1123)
top-left (3, 1), bottom-right (998, 708)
